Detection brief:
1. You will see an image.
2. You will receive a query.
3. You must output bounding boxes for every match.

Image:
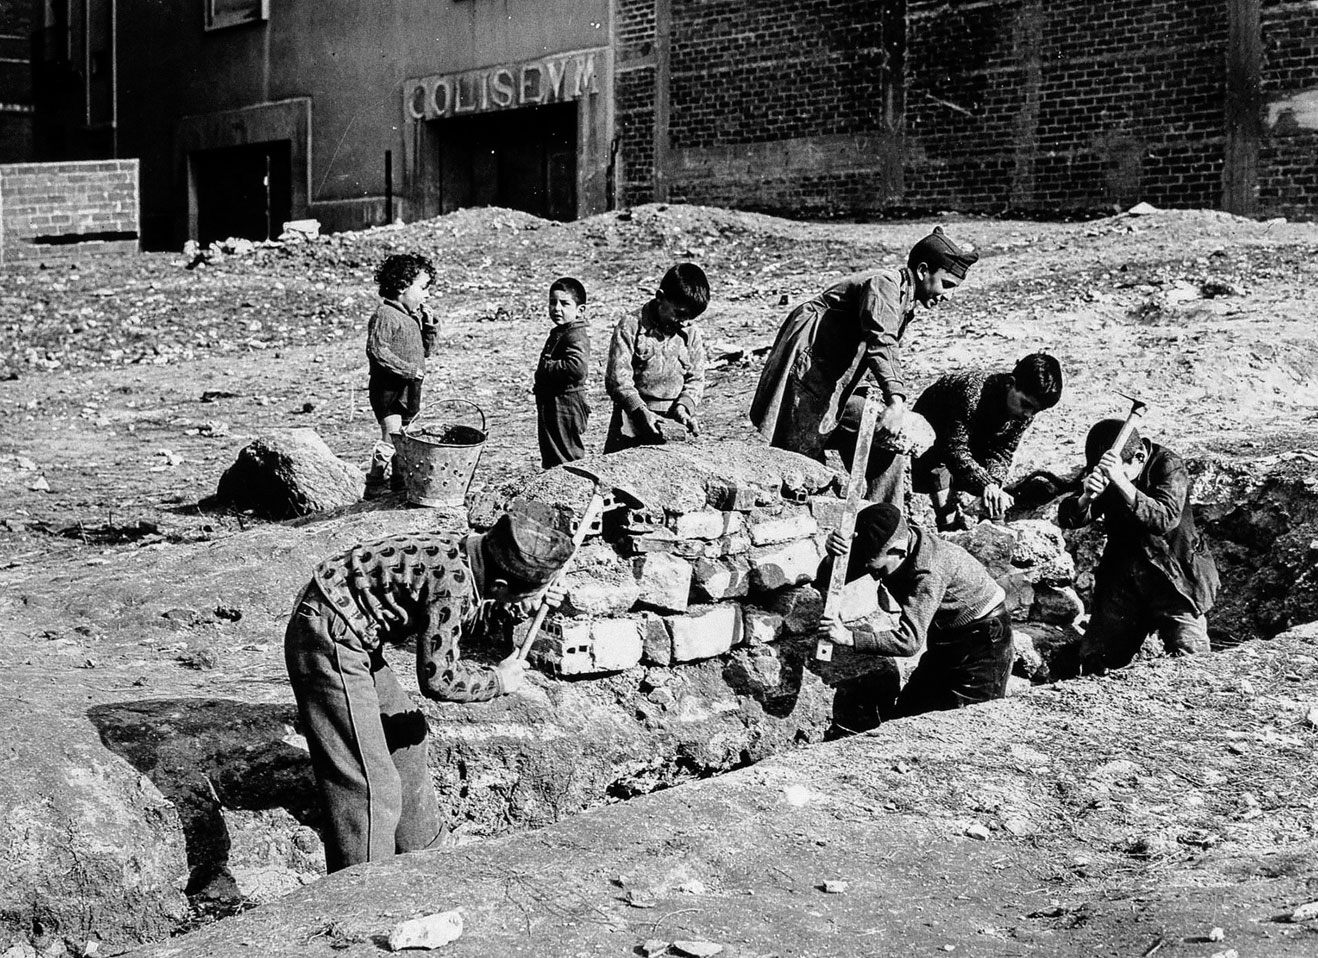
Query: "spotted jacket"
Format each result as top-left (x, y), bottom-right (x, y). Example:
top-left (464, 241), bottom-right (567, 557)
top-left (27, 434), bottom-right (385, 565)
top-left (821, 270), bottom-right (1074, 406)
top-left (309, 532), bottom-right (520, 702)
top-left (912, 370), bottom-right (1030, 494)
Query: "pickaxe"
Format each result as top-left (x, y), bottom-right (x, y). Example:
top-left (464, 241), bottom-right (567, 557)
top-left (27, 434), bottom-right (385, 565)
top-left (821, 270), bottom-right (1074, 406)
top-left (514, 463), bottom-right (643, 662)
top-left (1077, 393), bottom-right (1148, 510)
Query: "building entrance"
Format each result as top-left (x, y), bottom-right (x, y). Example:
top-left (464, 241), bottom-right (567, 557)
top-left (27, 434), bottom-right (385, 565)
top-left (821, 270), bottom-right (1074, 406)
top-left (436, 102), bottom-right (576, 221)
top-left (191, 140), bottom-right (292, 244)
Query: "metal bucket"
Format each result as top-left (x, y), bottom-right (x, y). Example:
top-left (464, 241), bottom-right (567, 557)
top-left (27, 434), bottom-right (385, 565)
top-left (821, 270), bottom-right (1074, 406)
top-left (394, 399), bottom-right (487, 508)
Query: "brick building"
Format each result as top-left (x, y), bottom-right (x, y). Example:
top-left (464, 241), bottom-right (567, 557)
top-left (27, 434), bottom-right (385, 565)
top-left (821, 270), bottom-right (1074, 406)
top-left (28, 0), bottom-right (1318, 249)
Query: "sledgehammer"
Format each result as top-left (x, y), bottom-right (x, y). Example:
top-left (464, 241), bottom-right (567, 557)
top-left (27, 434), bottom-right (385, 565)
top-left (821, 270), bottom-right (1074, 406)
top-left (1077, 393), bottom-right (1148, 510)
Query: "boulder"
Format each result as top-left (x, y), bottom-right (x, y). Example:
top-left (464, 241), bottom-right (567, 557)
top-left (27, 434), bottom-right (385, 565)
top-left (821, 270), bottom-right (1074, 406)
top-left (667, 604), bottom-right (743, 662)
top-left (749, 538), bottom-right (822, 592)
top-left (215, 429), bottom-right (362, 518)
top-left (692, 556), bottom-right (752, 602)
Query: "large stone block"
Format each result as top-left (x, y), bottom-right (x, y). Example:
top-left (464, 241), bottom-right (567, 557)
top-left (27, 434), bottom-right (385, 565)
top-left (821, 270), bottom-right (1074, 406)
top-left (672, 510), bottom-right (744, 540)
top-left (667, 604), bottom-right (742, 662)
top-left (808, 495), bottom-right (849, 532)
top-left (633, 552), bottom-right (693, 613)
top-left (639, 611), bottom-right (672, 666)
top-left (692, 555), bottom-right (751, 602)
top-left (749, 513), bottom-right (819, 546)
top-left (723, 646), bottom-right (785, 697)
top-left (767, 585), bottom-right (824, 635)
top-left (215, 429), bottom-right (362, 518)
top-left (749, 538), bottom-right (822, 592)
top-left (561, 543), bottom-right (642, 617)
top-left (1031, 583), bottom-right (1084, 625)
top-left (945, 521), bottom-right (1018, 579)
top-left (673, 532), bottom-right (751, 560)
top-left (1011, 520), bottom-right (1075, 583)
top-left (535, 617), bottom-right (645, 676)
top-left (742, 609), bottom-right (785, 646)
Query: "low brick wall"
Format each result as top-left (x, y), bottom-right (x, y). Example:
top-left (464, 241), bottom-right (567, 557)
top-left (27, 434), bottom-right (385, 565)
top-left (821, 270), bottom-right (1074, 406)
top-left (0, 159), bottom-right (140, 264)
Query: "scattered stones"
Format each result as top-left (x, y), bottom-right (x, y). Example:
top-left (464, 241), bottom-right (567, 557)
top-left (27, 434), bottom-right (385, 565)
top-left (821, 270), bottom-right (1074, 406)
top-left (640, 940), bottom-right (668, 957)
top-left (821, 879), bottom-right (849, 894)
top-left (1288, 900), bottom-right (1318, 922)
top-left (964, 822), bottom-right (991, 840)
top-left (385, 910), bottom-right (463, 951)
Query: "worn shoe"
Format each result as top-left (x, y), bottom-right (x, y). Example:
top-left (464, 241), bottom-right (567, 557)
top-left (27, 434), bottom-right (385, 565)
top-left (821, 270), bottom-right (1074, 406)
top-left (364, 441), bottom-right (395, 500)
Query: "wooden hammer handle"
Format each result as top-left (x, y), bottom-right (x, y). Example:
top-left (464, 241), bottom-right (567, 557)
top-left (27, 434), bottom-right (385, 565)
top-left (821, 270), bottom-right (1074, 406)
top-left (1077, 408), bottom-right (1146, 509)
top-left (515, 492), bottom-right (607, 662)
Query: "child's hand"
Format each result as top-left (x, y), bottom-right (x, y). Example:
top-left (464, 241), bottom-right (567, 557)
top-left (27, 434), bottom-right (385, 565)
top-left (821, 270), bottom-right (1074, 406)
top-left (982, 483), bottom-right (1015, 519)
top-left (673, 406), bottom-right (700, 437)
top-left (1081, 468), bottom-right (1109, 499)
top-left (824, 529), bottom-right (852, 557)
top-left (494, 653), bottom-right (527, 694)
top-left (815, 612), bottom-right (855, 647)
top-left (540, 576), bottom-right (568, 610)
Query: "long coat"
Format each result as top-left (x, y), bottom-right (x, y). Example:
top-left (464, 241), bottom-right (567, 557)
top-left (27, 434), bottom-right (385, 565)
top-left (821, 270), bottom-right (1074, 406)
top-left (749, 268), bottom-right (916, 460)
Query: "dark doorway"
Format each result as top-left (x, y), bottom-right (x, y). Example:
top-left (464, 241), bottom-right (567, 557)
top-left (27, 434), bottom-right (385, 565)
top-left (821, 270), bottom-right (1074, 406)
top-left (436, 102), bottom-right (577, 221)
top-left (192, 140), bottom-right (292, 244)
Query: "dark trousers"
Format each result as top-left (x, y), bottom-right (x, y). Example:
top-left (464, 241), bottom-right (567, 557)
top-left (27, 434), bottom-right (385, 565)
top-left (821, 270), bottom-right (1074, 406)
top-left (1081, 564), bottom-right (1209, 673)
top-left (537, 391), bottom-right (590, 468)
top-left (284, 585), bottom-right (444, 872)
top-left (827, 428), bottom-right (908, 506)
top-left (369, 370), bottom-right (422, 426)
top-left (894, 604), bottom-right (1014, 717)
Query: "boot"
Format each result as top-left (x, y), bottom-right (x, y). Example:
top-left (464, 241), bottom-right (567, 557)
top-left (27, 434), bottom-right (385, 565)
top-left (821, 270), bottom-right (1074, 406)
top-left (389, 433), bottom-right (407, 493)
top-left (364, 440), bottom-right (395, 500)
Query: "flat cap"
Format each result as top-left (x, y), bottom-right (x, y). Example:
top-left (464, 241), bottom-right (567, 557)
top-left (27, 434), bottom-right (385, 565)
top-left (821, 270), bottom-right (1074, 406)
top-left (910, 226), bottom-right (979, 279)
top-left (484, 501), bottom-right (573, 586)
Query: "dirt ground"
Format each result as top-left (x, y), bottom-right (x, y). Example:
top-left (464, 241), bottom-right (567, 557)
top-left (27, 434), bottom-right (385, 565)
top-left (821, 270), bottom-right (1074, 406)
top-left (127, 623), bottom-right (1318, 958)
top-left (4, 203), bottom-right (1318, 955)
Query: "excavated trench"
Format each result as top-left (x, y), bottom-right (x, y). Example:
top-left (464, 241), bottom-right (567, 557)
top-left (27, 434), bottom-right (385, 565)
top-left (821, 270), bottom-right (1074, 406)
top-left (5, 447), bottom-right (1318, 956)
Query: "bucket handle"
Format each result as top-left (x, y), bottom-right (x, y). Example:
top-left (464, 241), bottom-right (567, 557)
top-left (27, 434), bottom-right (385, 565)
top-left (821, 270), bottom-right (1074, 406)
top-left (422, 397), bottom-right (487, 436)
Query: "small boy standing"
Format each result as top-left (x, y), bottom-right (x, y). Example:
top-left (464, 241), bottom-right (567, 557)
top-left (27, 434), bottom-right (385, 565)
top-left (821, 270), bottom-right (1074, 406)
top-left (1057, 419), bottom-right (1219, 674)
top-left (534, 277), bottom-right (591, 468)
top-left (603, 262), bottom-right (709, 453)
top-left (911, 352), bottom-right (1064, 530)
top-left (364, 253), bottom-right (439, 497)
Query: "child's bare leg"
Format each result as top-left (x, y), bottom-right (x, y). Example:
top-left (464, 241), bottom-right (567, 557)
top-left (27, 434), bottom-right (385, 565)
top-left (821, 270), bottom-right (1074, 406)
top-left (380, 415), bottom-right (403, 443)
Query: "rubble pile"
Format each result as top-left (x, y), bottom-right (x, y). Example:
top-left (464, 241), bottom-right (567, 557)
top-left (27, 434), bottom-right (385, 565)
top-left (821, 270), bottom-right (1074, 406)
top-left (496, 442), bottom-right (845, 677)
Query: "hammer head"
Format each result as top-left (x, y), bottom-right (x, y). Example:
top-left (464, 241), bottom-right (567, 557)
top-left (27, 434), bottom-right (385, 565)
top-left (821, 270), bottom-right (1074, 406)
top-left (1117, 391), bottom-right (1148, 417)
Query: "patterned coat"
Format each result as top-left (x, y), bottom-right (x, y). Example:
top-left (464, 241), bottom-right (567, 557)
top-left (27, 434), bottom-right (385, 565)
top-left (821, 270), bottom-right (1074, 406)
top-left (309, 532), bottom-right (525, 702)
top-left (912, 370), bottom-right (1031, 494)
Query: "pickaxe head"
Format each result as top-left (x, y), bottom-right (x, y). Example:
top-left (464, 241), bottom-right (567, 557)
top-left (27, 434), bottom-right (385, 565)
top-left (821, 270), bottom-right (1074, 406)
top-left (1116, 391), bottom-right (1148, 417)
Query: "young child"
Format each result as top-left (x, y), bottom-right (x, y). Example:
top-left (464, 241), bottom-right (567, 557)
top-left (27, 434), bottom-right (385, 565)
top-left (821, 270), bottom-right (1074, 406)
top-left (1057, 419), bottom-right (1219, 674)
top-left (364, 253), bottom-right (439, 497)
top-left (534, 277), bottom-right (591, 468)
top-left (603, 262), bottom-right (709, 453)
top-left (910, 352), bottom-right (1064, 530)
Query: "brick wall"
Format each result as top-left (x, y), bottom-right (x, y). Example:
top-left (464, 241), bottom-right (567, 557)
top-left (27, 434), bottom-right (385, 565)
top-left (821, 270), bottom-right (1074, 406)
top-left (1259, 0), bottom-right (1318, 219)
top-left (904, 0), bottom-right (1231, 214)
top-left (0, 159), bottom-right (140, 264)
top-left (615, 0), bottom-right (902, 216)
top-left (614, 0), bottom-right (659, 206)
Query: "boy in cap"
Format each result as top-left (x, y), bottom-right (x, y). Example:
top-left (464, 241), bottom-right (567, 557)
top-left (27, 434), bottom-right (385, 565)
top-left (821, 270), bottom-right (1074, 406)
top-left (283, 501), bottom-right (573, 872)
top-left (604, 262), bottom-right (710, 452)
top-left (1057, 419), bottom-right (1218, 673)
top-left (816, 503), bottom-right (1013, 718)
top-left (750, 227), bottom-right (979, 502)
top-left (910, 352), bottom-right (1064, 530)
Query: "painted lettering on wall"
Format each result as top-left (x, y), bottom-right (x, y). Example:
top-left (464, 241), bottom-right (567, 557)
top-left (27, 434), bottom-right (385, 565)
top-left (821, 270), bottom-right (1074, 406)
top-left (406, 49), bottom-right (601, 122)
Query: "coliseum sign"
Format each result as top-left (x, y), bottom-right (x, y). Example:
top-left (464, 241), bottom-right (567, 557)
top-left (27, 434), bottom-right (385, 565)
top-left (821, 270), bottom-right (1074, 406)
top-left (406, 49), bottom-right (602, 121)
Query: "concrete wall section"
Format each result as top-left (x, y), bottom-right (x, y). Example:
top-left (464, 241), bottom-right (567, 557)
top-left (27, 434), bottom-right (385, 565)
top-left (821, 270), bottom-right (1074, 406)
top-left (0, 158), bottom-right (139, 263)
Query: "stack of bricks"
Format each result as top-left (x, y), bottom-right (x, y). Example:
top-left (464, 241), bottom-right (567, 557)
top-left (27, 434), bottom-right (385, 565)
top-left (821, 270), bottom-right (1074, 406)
top-left (511, 442), bottom-right (851, 677)
top-left (0, 159), bottom-right (140, 264)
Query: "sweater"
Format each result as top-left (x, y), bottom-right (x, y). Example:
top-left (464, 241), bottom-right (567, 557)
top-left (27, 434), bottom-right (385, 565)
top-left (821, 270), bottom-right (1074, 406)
top-left (912, 370), bottom-right (1031, 493)
top-left (534, 320), bottom-right (591, 397)
top-left (366, 300), bottom-right (437, 381)
top-left (309, 532), bottom-right (526, 702)
top-left (605, 301), bottom-right (705, 416)
top-left (829, 526), bottom-right (1006, 657)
